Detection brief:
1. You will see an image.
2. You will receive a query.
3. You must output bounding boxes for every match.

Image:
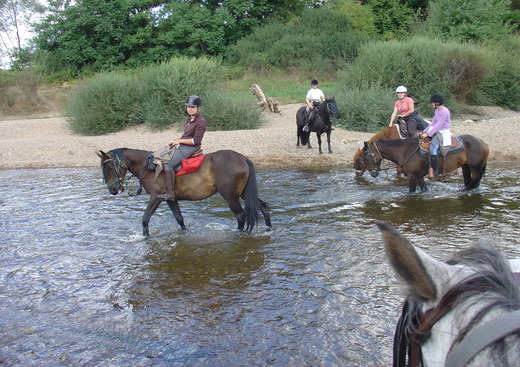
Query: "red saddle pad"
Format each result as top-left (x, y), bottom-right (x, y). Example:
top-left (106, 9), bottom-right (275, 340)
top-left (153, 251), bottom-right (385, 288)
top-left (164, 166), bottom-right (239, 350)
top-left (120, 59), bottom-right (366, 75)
top-left (175, 154), bottom-right (206, 176)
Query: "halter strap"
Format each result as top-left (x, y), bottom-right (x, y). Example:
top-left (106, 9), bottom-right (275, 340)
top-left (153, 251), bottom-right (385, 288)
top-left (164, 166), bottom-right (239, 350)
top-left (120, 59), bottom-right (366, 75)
top-left (445, 309), bottom-right (520, 367)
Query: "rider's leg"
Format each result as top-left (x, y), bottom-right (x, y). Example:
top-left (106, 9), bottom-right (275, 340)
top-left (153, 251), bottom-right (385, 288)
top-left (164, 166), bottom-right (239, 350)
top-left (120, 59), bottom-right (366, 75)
top-left (159, 146), bottom-right (193, 200)
top-left (303, 106), bottom-right (311, 132)
top-left (429, 135), bottom-right (440, 179)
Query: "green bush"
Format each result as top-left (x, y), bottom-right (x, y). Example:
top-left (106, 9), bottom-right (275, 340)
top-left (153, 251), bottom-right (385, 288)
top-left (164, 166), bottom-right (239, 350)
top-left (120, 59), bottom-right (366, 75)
top-left (203, 93), bottom-right (262, 131)
top-left (67, 72), bottom-right (140, 135)
top-left (228, 8), bottom-right (365, 73)
top-left (335, 38), bottom-right (497, 124)
top-left (477, 36), bottom-right (520, 110)
top-left (333, 83), bottom-right (395, 132)
top-left (138, 57), bottom-right (223, 130)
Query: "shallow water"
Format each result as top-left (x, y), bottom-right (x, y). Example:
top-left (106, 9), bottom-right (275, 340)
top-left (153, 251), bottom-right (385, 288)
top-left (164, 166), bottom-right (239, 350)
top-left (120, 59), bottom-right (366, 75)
top-left (1, 162), bottom-right (519, 366)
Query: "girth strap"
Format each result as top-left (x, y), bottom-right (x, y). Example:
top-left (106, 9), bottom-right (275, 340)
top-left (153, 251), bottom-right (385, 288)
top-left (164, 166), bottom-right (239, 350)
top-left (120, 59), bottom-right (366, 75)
top-left (445, 309), bottom-right (520, 367)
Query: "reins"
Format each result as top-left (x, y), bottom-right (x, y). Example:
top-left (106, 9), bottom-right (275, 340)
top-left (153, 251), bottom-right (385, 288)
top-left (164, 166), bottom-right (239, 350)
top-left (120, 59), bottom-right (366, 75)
top-left (367, 141), bottom-right (420, 175)
top-left (395, 278), bottom-right (520, 367)
top-left (102, 154), bottom-right (147, 196)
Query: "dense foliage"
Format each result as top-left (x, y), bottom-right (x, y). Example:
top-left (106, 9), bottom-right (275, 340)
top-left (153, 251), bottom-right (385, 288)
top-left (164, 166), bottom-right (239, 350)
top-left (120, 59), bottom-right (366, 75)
top-left (227, 7), bottom-right (367, 73)
top-left (2, 0), bottom-right (519, 133)
top-left (67, 58), bottom-right (262, 135)
top-left (334, 37), bottom-right (520, 131)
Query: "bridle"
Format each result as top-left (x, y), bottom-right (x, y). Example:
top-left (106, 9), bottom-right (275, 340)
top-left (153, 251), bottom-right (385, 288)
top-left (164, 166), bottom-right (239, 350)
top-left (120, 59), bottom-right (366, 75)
top-left (102, 155), bottom-right (128, 188)
top-left (394, 286), bottom-right (520, 367)
top-left (362, 140), bottom-right (421, 177)
top-left (362, 142), bottom-right (383, 177)
top-left (102, 154), bottom-right (146, 196)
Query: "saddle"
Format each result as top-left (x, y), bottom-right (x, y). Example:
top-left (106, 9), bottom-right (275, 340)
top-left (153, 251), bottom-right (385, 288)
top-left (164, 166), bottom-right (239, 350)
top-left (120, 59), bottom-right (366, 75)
top-left (419, 136), bottom-right (464, 157)
top-left (148, 149), bottom-right (204, 177)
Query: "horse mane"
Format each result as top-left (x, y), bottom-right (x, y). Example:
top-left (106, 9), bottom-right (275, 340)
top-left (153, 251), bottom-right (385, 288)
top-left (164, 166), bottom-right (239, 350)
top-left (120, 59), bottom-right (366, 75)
top-left (368, 127), bottom-right (398, 143)
top-left (374, 138), bottom-right (418, 147)
top-left (443, 242), bottom-right (520, 361)
top-left (107, 147), bottom-right (129, 157)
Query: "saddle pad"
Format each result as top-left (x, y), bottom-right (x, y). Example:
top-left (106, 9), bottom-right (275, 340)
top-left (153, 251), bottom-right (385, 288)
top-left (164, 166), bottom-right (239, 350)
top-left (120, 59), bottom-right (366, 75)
top-left (175, 154), bottom-right (206, 176)
top-left (420, 136), bottom-right (464, 157)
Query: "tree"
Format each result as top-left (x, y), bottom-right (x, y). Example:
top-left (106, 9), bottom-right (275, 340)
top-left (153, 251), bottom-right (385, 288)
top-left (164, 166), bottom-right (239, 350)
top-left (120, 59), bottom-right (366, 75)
top-left (0, 0), bottom-right (45, 68)
top-left (425, 0), bottom-right (513, 42)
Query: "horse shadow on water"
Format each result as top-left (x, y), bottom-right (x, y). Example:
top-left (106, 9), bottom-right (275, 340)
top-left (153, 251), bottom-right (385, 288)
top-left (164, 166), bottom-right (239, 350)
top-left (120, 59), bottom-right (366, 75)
top-left (97, 149), bottom-right (272, 236)
top-left (296, 97), bottom-right (341, 154)
top-left (377, 222), bottom-right (520, 367)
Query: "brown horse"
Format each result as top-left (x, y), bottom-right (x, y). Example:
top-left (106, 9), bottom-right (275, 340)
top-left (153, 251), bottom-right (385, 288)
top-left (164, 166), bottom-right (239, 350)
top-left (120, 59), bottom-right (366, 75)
top-left (353, 125), bottom-right (402, 176)
top-left (97, 148), bottom-right (272, 236)
top-left (360, 135), bottom-right (489, 193)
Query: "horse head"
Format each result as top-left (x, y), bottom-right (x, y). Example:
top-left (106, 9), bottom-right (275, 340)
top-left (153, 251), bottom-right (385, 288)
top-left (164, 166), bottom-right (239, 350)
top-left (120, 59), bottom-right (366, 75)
top-left (377, 221), bottom-right (520, 367)
top-left (96, 149), bottom-right (128, 195)
top-left (325, 97), bottom-right (341, 119)
top-left (361, 142), bottom-right (381, 178)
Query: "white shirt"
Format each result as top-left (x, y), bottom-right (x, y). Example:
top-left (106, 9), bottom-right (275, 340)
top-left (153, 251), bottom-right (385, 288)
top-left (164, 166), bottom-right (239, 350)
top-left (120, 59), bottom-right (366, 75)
top-left (306, 88), bottom-right (324, 101)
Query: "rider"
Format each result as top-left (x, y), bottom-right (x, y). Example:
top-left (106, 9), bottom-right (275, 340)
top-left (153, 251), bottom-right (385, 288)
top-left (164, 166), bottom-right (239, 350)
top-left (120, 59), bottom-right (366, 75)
top-left (388, 85), bottom-right (424, 138)
top-left (159, 95), bottom-right (207, 200)
top-left (303, 79), bottom-right (325, 132)
top-left (419, 93), bottom-right (451, 179)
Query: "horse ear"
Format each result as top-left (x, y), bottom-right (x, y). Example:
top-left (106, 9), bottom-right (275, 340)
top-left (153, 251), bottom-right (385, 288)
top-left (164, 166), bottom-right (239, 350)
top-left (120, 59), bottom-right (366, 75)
top-left (376, 221), bottom-right (446, 301)
top-left (363, 141), bottom-right (369, 149)
top-left (96, 150), bottom-right (109, 160)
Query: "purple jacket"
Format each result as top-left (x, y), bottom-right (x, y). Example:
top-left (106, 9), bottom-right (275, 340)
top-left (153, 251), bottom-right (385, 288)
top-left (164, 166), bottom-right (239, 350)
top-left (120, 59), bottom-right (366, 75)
top-left (424, 107), bottom-right (450, 137)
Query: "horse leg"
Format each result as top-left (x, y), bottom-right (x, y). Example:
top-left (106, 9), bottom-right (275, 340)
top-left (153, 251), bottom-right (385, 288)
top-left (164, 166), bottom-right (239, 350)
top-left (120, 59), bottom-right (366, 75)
top-left (317, 132), bottom-right (323, 154)
top-left (226, 197), bottom-right (246, 231)
top-left (142, 195), bottom-right (162, 236)
top-left (408, 177), bottom-right (419, 193)
top-left (418, 177), bottom-right (428, 192)
top-left (326, 129), bottom-right (332, 154)
top-left (258, 198), bottom-right (272, 229)
top-left (461, 164), bottom-right (473, 190)
top-left (166, 200), bottom-right (186, 230)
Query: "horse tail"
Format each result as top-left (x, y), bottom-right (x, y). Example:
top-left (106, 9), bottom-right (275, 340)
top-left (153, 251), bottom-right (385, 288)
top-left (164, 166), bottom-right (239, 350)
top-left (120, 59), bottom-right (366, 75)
top-left (244, 158), bottom-right (260, 232)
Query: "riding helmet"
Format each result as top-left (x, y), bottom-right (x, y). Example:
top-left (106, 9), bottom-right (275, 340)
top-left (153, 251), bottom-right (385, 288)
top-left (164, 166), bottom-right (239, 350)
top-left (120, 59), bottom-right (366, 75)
top-left (429, 93), bottom-right (444, 105)
top-left (395, 85), bottom-right (407, 93)
top-left (185, 95), bottom-right (202, 107)
top-left (311, 79), bottom-right (319, 85)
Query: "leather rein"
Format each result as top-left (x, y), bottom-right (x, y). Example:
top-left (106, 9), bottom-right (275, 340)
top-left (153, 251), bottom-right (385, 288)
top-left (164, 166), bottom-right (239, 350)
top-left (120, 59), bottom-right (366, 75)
top-left (102, 154), bottom-right (147, 196)
top-left (394, 290), bottom-right (520, 367)
top-left (363, 141), bottom-right (419, 176)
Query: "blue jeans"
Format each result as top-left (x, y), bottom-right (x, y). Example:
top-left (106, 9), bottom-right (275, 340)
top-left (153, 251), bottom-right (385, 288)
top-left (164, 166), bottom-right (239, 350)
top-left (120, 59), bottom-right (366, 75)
top-left (429, 134), bottom-right (440, 156)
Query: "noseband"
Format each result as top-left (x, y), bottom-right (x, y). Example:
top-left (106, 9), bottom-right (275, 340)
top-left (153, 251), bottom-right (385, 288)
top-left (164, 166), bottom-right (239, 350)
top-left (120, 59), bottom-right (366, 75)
top-left (102, 155), bottom-right (128, 188)
top-left (363, 142), bottom-right (382, 176)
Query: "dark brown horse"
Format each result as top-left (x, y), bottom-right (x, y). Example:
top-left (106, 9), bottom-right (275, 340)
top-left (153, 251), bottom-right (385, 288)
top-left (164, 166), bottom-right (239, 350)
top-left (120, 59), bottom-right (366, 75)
top-left (353, 125), bottom-right (402, 176)
top-left (97, 148), bottom-right (271, 236)
top-left (296, 97), bottom-right (341, 154)
top-left (360, 135), bottom-right (488, 193)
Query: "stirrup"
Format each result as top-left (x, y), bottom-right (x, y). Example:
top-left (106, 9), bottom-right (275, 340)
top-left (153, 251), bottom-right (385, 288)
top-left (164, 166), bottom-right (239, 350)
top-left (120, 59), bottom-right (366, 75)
top-left (303, 125), bottom-right (309, 132)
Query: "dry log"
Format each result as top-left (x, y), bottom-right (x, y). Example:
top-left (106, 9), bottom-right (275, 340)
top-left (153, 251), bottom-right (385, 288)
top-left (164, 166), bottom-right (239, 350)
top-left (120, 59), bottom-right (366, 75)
top-left (250, 83), bottom-right (280, 113)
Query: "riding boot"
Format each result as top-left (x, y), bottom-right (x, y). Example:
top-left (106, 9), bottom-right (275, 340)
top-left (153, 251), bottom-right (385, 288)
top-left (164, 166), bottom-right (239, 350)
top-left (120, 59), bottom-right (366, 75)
top-left (429, 155), bottom-right (438, 179)
top-left (159, 169), bottom-right (176, 200)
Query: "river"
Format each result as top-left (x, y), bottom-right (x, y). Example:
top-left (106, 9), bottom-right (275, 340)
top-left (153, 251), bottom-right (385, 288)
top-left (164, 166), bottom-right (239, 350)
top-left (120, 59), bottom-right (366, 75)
top-left (1, 162), bottom-right (519, 366)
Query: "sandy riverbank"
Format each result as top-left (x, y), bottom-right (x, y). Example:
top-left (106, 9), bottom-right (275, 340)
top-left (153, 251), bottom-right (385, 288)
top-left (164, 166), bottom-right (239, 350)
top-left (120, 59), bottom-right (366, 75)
top-left (0, 104), bottom-right (517, 170)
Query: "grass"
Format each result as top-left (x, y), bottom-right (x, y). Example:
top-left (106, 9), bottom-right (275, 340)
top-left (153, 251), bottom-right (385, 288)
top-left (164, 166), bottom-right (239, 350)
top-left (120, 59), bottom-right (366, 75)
top-left (221, 70), bottom-right (338, 104)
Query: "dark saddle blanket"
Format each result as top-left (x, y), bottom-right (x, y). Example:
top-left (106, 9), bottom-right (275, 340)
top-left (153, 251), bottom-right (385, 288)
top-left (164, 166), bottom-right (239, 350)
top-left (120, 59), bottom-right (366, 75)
top-left (420, 136), bottom-right (464, 157)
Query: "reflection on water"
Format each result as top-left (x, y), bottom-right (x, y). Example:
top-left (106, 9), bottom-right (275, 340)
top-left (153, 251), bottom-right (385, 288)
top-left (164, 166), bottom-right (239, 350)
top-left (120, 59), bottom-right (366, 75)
top-left (1, 162), bottom-right (519, 365)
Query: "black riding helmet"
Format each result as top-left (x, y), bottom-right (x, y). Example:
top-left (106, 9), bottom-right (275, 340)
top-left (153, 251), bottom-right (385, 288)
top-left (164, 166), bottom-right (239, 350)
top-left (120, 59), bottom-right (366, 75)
top-left (429, 93), bottom-right (444, 105)
top-left (185, 95), bottom-right (202, 107)
top-left (311, 79), bottom-right (318, 86)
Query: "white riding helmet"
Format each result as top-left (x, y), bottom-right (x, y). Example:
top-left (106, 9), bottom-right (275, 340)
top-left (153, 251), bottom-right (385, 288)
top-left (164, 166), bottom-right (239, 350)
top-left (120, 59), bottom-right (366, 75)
top-left (395, 85), bottom-right (407, 93)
